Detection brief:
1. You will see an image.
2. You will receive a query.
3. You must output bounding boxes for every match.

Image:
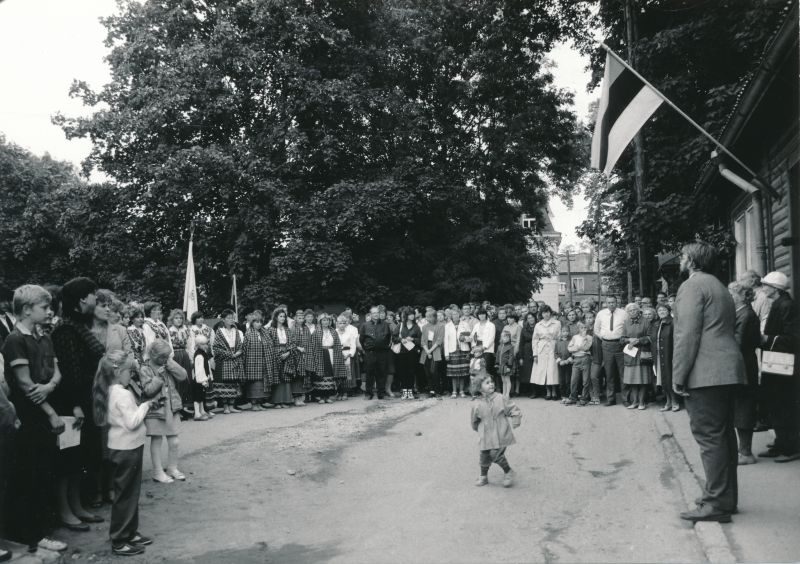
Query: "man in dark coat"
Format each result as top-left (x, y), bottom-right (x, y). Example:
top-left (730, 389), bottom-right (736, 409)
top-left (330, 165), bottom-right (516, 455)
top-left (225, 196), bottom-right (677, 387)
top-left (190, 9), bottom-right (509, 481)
top-left (673, 242), bottom-right (745, 523)
top-left (757, 271), bottom-right (800, 463)
top-left (359, 306), bottom-right (392, 399)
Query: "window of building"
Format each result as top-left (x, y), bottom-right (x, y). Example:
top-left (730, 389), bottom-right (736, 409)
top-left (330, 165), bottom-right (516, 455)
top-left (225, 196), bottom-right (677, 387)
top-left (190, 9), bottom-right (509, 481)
top-left (521, 215), bottom-right (536, 229)
top-left (558, 282), bottom-right (566, 295)
top-left (733, 204), bottom-right (758, 276)
top-left (571, 278), bottom-right (584, 293)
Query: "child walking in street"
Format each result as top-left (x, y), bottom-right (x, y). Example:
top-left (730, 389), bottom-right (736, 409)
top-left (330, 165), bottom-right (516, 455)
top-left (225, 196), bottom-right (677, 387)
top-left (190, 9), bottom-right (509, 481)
top-left (93, 353), bottom-right (157, 556)
top-left (469, 346), bottom-right (488, 399)
top-left (470, 375), bottom-right (521, 487)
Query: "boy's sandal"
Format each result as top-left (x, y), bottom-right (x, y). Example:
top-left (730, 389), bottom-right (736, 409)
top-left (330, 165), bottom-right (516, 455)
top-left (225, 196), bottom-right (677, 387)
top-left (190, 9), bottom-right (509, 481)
top-left (152, 473), bottom-right (174, 484)
top-left (166, 469), bottom-right (186, 481)
top-left (38, 538), bottom-right (68, 552)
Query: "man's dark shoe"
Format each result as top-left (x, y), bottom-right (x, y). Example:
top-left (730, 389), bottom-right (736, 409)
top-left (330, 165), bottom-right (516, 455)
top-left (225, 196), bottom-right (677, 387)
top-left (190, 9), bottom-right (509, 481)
top-left (0, 548), bottom-right (12, 563)
top-left (758, 448), bottom-right (781, 458)
top-left (680, 505), bottom-right (732, 523)
top-left (365, 394), bottom-right (374, 400)
top-left (112, 543), bottom-right (145, 556)
top-left (693, 498), bottom-right (738, 514)
top-left (774, 452), bottom-right (800, 463)
top-left (605, 401), bottom-right (616, 407)
top-left (129, 533), bottom-right (153, 546)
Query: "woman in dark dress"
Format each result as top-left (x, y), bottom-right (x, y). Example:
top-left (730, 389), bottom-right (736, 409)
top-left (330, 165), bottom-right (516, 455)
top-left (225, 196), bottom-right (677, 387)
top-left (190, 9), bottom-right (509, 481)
top-left (50, 277), bottom-right (105, 526)
top-left (728, 281), bottom-right (761, 465)
top-left (650, 304), bottom-right (677, 412)
top-left (267, 308), bottom-right (300, 408)
top-left (521, 313), bottom-right (537, 398)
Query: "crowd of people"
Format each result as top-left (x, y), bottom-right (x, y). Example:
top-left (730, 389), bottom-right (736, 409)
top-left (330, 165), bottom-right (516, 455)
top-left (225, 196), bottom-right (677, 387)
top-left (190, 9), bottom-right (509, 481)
top-left (0, 255), bottom-right (796, 558)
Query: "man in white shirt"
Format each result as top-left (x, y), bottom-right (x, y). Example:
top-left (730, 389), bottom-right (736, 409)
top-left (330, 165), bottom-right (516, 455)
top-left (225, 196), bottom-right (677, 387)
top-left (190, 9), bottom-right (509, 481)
top-left (593, 296), bottom-right (629, 406)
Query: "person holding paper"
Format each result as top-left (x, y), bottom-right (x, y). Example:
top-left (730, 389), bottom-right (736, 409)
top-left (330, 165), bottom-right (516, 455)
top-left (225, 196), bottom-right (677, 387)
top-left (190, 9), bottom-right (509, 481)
top-left (419, 310), bottom-right (445, 398)
top-left (620, 302), bottom-right (653, 411)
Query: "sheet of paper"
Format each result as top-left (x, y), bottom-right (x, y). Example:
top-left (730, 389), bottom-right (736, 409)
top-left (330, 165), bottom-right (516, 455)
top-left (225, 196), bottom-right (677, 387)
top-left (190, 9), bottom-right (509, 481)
top-left (403, 340), bottom-right (416, 351)
top-left (623, 344), bottom-right (639, 358)
top-left (58, 416), bottom-right (81, 450)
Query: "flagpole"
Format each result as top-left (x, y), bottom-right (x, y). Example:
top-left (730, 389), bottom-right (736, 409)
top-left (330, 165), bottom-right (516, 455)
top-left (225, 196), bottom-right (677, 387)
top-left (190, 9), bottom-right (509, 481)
top-left (599, 42), bottom-right (779, 199)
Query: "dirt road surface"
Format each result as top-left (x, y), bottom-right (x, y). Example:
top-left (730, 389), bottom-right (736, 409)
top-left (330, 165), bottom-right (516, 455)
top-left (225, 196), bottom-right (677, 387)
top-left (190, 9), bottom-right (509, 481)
top-left (53, 397), bottom-right (743, 563)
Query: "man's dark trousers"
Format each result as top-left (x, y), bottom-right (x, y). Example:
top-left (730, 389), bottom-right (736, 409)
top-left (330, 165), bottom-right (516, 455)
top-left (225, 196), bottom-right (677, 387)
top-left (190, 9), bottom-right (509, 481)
top-left (601, 340), bottom-right (627, 403)
top-left (365, 350), bottom-right (388, 397)
top-left (685, 385), bottom-right (738, 513)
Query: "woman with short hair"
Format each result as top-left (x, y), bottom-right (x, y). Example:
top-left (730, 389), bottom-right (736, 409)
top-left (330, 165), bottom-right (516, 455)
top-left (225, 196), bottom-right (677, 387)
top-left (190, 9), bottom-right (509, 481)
top-left (530, 305), bottom-right (561, 399)
top-left (728, 281), bottom-right (760, 464)
top-left (621, 303), bottom-right (653, 410)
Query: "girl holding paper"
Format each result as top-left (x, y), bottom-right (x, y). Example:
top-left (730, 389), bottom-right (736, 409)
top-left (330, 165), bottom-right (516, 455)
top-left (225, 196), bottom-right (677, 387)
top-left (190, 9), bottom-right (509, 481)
top-left (620, 303), bottom-right (653, 411)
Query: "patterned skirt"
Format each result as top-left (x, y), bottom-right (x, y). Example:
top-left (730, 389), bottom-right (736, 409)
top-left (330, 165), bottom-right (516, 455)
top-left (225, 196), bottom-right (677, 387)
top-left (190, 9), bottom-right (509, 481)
top-left (214, 382), bottom-right (241, 400)
top-left (447, 349), bottom-right (470, 379)
top-left (313, 351), bottom-right (337, 396)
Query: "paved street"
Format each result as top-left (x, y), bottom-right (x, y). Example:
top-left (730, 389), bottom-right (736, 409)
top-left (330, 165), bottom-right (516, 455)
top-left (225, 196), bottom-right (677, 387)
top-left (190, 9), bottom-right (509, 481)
top-left (43, 397), bottom-right (799, 564)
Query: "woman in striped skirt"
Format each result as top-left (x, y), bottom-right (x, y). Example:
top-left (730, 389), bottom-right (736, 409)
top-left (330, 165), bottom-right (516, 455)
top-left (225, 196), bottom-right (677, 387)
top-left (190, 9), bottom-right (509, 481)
top-left (267, 308), bottom-right (300, 408)
top-left (212, 309), bottom-right (244, 414)
top-left (242, 311), bottom-right (274, 410)
top-left (444, 309), bottom-right (471, 398)
top-left (315, 314), bottom-right (347, 403)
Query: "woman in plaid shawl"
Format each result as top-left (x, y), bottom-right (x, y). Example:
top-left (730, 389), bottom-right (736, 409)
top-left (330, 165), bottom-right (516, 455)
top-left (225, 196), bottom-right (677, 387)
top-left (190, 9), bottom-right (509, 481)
top-left (241, 311), bottom-right (274, 410)
top-left (212, 309), bottom-right (244, 414)
top-left (314, 314), bottom-right (348, 403)
top-left (292, 309), bottom-right (323, 406)
top-left (266, 308), bottom-right (300, 408)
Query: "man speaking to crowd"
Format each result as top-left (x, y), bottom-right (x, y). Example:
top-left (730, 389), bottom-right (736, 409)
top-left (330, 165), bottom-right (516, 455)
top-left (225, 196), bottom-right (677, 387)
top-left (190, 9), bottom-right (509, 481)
top-left (673, 242), bottom-right (745, 523)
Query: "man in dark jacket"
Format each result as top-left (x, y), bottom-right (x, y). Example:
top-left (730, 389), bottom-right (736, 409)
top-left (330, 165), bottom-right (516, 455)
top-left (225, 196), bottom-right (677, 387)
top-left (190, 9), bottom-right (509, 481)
top-left (673, 242), bottom-right (745, 523)
top-left (758, 271), bottom-right (800, 463)
top-left (359, 306), bottom-right (392, 399)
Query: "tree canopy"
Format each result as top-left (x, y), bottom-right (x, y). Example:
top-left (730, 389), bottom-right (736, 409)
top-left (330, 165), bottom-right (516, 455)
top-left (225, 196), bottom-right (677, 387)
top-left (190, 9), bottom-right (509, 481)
top-left (47, 0), bottom-right (591, 311)
top-left (578, 0), bottom-right (787, 294)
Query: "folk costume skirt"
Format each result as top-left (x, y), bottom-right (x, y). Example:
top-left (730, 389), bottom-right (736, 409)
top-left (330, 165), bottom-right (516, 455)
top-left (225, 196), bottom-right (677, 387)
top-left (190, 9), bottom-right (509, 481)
top-left (447, 349), bottom-right (470, 379)
top-left (313, 350), bottom-right (337, 398)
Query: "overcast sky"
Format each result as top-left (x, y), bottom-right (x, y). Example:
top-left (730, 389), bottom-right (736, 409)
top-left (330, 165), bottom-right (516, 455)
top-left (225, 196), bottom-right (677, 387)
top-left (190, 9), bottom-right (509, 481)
top-left (0, 0), bottom-right (596, 248)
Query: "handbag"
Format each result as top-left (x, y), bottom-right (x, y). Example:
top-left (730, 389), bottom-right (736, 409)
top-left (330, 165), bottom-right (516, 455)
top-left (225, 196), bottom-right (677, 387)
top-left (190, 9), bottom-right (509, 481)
top-left (762, 338), bottom-right (795, 376)
top-left (391, 329), bottom-right (402, 354)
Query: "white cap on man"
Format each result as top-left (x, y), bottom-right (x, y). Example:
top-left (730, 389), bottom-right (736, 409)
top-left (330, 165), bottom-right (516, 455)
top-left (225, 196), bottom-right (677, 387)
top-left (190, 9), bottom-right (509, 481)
top-left (761, 271), bottom-right (789, 291)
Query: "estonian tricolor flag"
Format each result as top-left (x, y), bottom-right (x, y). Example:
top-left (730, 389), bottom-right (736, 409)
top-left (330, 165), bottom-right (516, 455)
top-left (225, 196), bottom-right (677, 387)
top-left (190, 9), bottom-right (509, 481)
top-left (591, 52), bottom-right (663, 174)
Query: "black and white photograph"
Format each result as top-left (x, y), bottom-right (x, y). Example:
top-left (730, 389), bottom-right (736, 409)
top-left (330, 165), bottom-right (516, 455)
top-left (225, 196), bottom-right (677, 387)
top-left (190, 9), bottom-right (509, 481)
top-left (0, 0), bottom-right (798, 562)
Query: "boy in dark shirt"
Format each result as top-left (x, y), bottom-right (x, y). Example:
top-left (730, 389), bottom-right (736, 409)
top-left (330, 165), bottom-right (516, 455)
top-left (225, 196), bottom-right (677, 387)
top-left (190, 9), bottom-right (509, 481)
top-left (1, 285), bottom-right (67, 554)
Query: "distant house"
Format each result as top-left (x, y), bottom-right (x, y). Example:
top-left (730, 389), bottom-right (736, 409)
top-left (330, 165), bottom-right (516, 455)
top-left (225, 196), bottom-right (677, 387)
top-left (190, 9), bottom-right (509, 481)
top-left (696, 2), bottom-right (798, 296)
top-left (524, 206), bottom-right (562, 311)
top-left (557, 249), bottom-right (606, 308)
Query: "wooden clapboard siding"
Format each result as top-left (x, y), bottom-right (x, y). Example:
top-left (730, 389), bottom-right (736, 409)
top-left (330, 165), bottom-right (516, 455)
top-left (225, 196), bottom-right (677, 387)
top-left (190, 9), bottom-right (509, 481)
top-left (765, 125), bottom-right (799, 280)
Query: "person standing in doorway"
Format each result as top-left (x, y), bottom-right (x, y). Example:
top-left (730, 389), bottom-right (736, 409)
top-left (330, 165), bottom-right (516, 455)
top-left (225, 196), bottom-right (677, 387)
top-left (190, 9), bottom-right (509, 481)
top-left (673, 242), bottom-right (745, 523)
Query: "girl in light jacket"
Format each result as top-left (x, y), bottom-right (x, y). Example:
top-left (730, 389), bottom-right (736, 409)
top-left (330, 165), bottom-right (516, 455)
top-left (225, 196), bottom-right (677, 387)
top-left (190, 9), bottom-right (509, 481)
top-left (419, 310), bottom-right (445, 397)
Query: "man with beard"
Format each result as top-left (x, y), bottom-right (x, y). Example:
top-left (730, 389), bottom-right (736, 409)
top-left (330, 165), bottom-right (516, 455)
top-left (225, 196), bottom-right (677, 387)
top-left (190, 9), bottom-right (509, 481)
top-left (673, 242), bottom-right (745, 523)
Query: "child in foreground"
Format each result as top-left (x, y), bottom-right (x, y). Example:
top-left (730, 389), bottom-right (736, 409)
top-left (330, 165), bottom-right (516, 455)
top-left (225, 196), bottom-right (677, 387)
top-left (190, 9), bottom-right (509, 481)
top-left (470, 375), bottom-right (521, 487)
top-left (93, 352), bottom-right (158, 556)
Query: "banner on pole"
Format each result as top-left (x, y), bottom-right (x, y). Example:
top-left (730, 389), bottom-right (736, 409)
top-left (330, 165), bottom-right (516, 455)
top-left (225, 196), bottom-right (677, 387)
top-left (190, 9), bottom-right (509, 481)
top-left (591, 52), bottom-right (663, 174)
top-left (183, 238), bottom-right (198, 319)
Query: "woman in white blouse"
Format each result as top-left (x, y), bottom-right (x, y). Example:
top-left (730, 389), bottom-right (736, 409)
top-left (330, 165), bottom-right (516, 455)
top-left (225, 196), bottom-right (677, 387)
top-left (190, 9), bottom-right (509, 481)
top-left (267, 308), bottom-right (298, 408)
top-left (530, 305), bottom-right (562, 399)
top-left (336, 314), bottom-right (358, 399)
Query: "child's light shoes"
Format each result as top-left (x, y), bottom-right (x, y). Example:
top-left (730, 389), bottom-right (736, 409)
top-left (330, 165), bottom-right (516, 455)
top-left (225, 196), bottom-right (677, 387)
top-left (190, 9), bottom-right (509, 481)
top-left (474, 476), bottom-right (488, 487)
